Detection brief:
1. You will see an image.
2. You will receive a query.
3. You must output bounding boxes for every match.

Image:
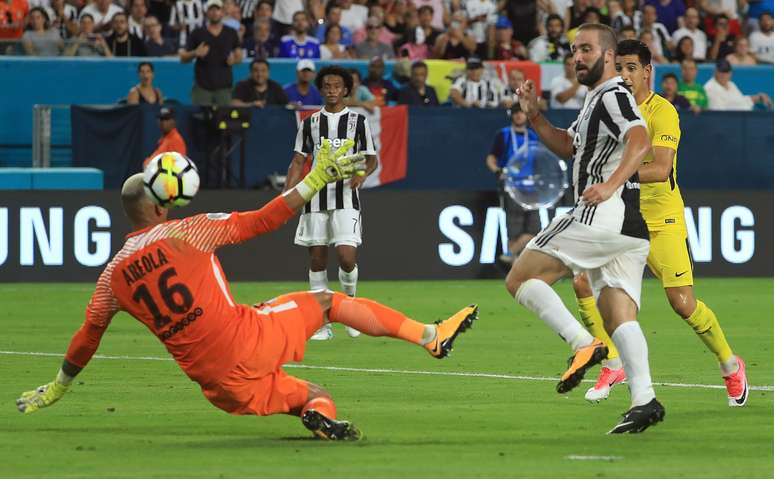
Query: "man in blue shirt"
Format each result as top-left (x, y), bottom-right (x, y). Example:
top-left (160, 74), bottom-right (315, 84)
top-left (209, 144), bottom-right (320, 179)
top-left (285, 59), bottom-right (323, 106)
top-left (279, 10), bottom-right (321, 59)
top-left (315, 3), bottom-right (353, 47)
top-left (485, 104), bottom-right (541, 263)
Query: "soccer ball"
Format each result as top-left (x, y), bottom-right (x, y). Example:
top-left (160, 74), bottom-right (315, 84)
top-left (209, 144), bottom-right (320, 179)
top-left (503, 142), bottom-right (569, 210)
top-left (143, 152), bottom-right (200, 208)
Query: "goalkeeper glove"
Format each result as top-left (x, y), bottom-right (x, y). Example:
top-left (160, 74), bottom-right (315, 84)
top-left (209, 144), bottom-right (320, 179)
top-left (297, 138), bottom-right (366, 201)
top-left (17, 371), bottom-right (72, 414)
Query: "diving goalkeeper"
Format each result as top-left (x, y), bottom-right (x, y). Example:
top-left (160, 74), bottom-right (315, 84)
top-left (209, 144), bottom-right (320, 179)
top-left (16, 139), bottom-right (479, 441)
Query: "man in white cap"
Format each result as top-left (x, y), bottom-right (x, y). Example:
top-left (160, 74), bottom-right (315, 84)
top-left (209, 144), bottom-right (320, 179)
top-left (284, 59), bottom-right (323, 106)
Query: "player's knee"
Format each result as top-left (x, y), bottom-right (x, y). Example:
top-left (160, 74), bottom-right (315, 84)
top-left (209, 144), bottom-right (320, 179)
top-left (505, 269), bottom-right (525, 297)
top-left (572, 274), bottom-right (593, 298)
top-left (338, 257), bottom-right (357, 272)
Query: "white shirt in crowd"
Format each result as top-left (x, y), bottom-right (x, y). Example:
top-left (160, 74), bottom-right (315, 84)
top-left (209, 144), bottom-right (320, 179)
top-left (703, 0), bottom-right (738, 19)
top-left (672, 26), bottom-right (707, 60)
top-left (272, 0), bottom-right (303, 25)
top-left (749, 30), bottom-right (774, 64)
top-left (340, 3), bottom-right (369, 32)
top-left (549, 76), bottom-right (587, 109)
top-left (79, 2), bottom-right (123, 27)
top-left (704, 77), bottom-right (754, 110)
top-left (463, 0), bottom-right (497, 44)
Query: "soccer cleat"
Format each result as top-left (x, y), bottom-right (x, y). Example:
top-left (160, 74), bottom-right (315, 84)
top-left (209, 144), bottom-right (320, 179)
top-left (557, 339), bottom-right (608, 394)
top-left (425, 304), bottom-right (479, 359)
top-left (345, 326), bottom-right (361, 338)
top-left (607, 398), bottom-right (665, 434)
top-left (724, 356), bottom-right (749, 407)
top-left (310, 324), bottom-right (333, 341)
top-left (584, 367), bottom-right (627, 402)
top-left (302, 409), bottom-right (362, 441)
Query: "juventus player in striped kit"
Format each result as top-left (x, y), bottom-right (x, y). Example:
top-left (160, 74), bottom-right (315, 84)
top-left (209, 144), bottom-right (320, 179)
top-left (285, 65), bottom-right (377, 340)
top-left (506, 23), bottom-right (665, 433)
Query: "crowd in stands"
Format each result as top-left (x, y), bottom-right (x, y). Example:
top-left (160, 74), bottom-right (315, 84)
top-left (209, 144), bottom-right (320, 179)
top-left (2, 0), bottom-right (773, 110)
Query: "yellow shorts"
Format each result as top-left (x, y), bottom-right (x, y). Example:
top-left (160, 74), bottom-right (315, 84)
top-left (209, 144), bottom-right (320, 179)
top-left (646, 226), bottom-right (694, 288)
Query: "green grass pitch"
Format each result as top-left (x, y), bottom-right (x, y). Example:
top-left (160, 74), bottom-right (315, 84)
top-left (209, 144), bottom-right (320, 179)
top-left (2, 279), bottom-right (773, 478)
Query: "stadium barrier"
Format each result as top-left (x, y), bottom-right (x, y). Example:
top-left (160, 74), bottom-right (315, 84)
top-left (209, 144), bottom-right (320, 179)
top-left (0, 190), bottom-right (769, 282)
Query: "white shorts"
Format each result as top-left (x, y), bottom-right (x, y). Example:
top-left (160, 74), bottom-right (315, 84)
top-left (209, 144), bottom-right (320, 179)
top-left (294, 209), bottom-right (362, 248)
top-left (525, 214), bottom-right (650, 308)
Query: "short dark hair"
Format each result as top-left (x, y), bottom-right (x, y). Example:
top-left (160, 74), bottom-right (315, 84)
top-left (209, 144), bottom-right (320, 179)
top-left (80, 12), bottom-right (94, 22)
top-left (619, 25), bottom-right (636, 35)
top-left (411, 60), bottom-right (428, 71)
top-left (546, 13), bottom-right (564, 28)
top-left (616, 39), bottom-right (652, 66)
top-left (292, 10), bottom-right (306, 21)
top-left (348, 68), bottom-right (362, 82)
top-left (325, 1), bottom-right (340, 17)
top-left (29, 6), bottom-right (50, 26)
top-left (417, 5), bottom-right (434, 15)
top-left (250, 58), bottom-right (269, 69)
top-left (761, 11), bottom-right (774, 19)
top-left (662, 72), bottom-right (679, 82)
top-left (112, 11), bottom-right (128, 22)
top-left (315, 64), bottom-right (354, 96)
top-left (577, 23), bottom-right (618, 54)
top-left (325, 24), bottom-right (342, 43)
top-left (137, 61), bottom-right (153, 72)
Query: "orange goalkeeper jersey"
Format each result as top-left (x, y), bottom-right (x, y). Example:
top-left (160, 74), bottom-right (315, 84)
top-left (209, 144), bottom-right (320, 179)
top-left (64, 196), bottom-right (295, 386)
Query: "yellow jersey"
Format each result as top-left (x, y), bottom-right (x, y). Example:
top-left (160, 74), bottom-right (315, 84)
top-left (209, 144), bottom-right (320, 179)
top-left (637, 92), bottom-right (685, 232)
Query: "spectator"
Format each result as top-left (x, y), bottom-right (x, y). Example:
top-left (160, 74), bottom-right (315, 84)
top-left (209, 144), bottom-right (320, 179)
top-left (144, 15), bottom-right (177, 56)
top-left (278, 11), bottom-right (320, 58)
top-left (284, 59), bottom-right (322, 107)
top-left (0, 0), bottom-right (27, 47)
top-left (243, 17), bottom-right (278, 58)
top-left (395, 10), bottom-right (429, 60)
top-left (222, 0), bottom-right (244, 39)
top-left (49, 0), bottom-right (78, 39)
top-left (320, 24), bottom-right (350, 59)
top-left (644, 0), bottom-right (685, 34)
top-left (416, 5), bottom-right (440, 50)
top-left (434, 11), bottom-right (476, 59)
top-left (528, 13), bottom-right (571, 62)
top-left (345, 68), bottom-right (377, 112)
top-left (106, 12), bottom-right (148, 56)
top-left (180, 0), bottom-right (242, 106)
top-left (248, 0), bottom-right (276, 40)
top-left (673, 35), bottom-right (695, 63)
top-left (747, 1), bottom-right (774, 29)
top-left (128, 0), bottom-right (147, 39)
top-left (611, 0), bottom-right (642, 33)
top-left (338, 0), bottom-right (368, 33)
top-left (127, 62), bottom-right (164, 104)
top-left (148, 0), bottom-right (173, 27)
top-left (363, 56), bottom-right (398, 106)
top-left (705, 59), bottom-right (773, 110)
top-left (80, 0), bottom-right (123, 33)
top-left (619, 24), bottom-right (637, 40)
top-left (144, 107), bottom-right (187, 168)
top-left (708, 13), bottom-right (735, 60)
top-left (481, 16), bottom-right (527, 61)
top-left (64, 13), bottom-right (111, 56)
top-left (485, 103), bottom-right (540, 263)
top-left (678, 59), bottom-right (708, 109)
top-left (271, 0), bottom-right (303, 33)
top-left (672, 7), bottom-right (707, 60)
top-left (170, 0), bottom-right (205, 48)
top-left (315, 2), bottom-right (353, 47)
top-left (22, 7), bottom-right (63, 56)
top-left (464, 0), bottom-right (497, 47)
top-left (397, 61), bottom-right (439, 106)
top-left (550, 53), bottom-right (587, 109)
top-left (749, 11), bottom-right (774, 64)
top-left (640, 29), bottom-right (668, 63)
top-left (450, 57), bottom-right (498, 108)
top-left (232, 58), bottom-right (289, 107)
top-left (354, 16), bottom-right (394, 59)
top-left (659, 72), bottom-right (693, 111)
top-left (642, 4), bottom-right (672, 58)
top-left (726, 36), bottom-right (757, 65)
top-left (412, 0), bottom-right (445, 30)
top-left (537, 0), bottom-right (572, 33)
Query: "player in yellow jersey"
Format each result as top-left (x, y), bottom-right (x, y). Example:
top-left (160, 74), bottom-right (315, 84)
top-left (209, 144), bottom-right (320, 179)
top-left (572, 40), bottom-right (749, 407)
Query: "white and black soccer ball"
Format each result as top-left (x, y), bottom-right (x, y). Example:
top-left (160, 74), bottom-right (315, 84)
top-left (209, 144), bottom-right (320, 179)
top-left (143, 152), bottom-right (200, 208)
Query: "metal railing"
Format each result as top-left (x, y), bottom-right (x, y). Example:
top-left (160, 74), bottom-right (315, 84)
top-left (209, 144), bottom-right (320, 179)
top-left (31, 105), bottom-right (71, 168)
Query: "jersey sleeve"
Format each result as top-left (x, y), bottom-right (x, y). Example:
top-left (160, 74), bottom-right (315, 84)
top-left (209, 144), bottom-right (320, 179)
top-left (650, 101), bottom-right (681, 151)
top-left (359, 114), bottom-right (377, 155)
top-left (293, 118), bottom-right (312, 155)
top-left (451, 77), bottom-right (465, 93)
top-left (64, 267), bottom-right (120, 368)
top-left (600, 89), bottom-right (647, 142)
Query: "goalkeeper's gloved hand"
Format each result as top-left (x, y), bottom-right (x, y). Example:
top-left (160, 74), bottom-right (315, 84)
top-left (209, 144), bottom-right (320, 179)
top-left (299, 138), bottom-right (366, 200)
top-left (16, 378), bottom-right (69, 414)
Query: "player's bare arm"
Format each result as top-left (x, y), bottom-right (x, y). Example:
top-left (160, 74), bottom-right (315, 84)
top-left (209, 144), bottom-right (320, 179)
top-left (349, 154), bottom-right (377, 189)
top-left (517, 80), bottom-right (574, 159)
top-left (638, 146), bottom-right (675, 183)
top-left (582, 125), bottom-right (650, 205)
top-left (283, 152), bottom-right (308, 192)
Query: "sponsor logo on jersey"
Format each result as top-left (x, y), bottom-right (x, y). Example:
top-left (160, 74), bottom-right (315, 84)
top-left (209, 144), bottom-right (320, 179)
top-left (660, 134), bottom-right (678, 143)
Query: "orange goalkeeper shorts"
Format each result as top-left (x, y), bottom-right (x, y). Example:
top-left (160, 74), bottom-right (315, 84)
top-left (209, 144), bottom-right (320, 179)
top-left (201, 292), bottom-right (324, 416)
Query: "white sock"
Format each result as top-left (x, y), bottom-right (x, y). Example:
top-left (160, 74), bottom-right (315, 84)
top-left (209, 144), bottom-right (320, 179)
top-left (611, 321), bottom-right (656, 407)
top-left (339, 265), bottom-right (358, 297)
top-left (515, 279), bottom-right (595, 351)
top-left (309, 270), bottom-right (328, 291)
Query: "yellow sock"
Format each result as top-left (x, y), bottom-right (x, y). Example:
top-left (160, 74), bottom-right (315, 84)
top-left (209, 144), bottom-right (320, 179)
top-left (577, 296), bottom-right (619, 360)
top-left (685, 300), bottom-right (734, 364)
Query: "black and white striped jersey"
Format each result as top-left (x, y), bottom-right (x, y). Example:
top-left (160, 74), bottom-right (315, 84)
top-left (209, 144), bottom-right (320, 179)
top-left (566, 76), bottom-right (648, 239)
top-left (294, 107), bottom-right (376, 213)
top-left (450, 76), bottom-right (502, 108)
top-left (169, 0), bottom-right (205, 47)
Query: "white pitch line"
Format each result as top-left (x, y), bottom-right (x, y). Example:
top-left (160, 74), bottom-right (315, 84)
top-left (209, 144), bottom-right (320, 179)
top-left (566, 455), bottom-right (623, 461)
top-left (1, 350), bottom-right (772, 391)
